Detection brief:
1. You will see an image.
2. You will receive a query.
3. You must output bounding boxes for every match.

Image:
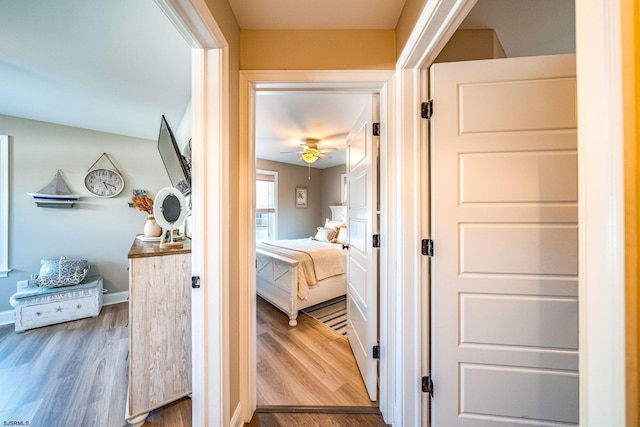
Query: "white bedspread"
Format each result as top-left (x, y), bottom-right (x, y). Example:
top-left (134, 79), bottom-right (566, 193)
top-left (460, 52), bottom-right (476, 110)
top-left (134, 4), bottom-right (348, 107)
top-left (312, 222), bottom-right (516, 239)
top-left (257, 239), bottom-right (345, 299)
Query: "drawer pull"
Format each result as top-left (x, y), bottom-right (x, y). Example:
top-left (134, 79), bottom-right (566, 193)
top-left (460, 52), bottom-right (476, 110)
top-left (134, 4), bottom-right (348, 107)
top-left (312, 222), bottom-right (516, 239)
top-left (77, 304), bottom-right (82, 309)
top-left (36, 311), bottom-right (42, 316)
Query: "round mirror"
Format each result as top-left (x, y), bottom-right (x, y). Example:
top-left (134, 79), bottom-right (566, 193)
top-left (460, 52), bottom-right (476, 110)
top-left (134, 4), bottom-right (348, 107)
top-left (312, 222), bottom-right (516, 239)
top-left (161, 194), bottom-right (181, 224)
top-left (153, 187), bottom-right (187, 231)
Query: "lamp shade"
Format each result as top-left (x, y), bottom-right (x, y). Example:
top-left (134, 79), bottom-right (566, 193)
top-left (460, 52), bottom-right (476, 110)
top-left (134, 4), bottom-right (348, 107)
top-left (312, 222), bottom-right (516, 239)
top-left (302, 152), bottom-right (319, 164)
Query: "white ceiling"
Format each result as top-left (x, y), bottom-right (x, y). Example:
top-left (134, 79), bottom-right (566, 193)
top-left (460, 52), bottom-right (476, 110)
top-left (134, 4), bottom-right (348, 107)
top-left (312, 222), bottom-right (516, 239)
top-left (256, 92), bottom-right (371, 169)
top-left (0, 0), bottom-right (575, 163)
top-left (0, 0), bottom-right (192, 140)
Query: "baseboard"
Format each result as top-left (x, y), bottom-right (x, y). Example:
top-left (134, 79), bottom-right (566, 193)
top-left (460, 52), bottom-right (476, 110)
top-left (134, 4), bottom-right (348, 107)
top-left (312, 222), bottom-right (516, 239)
top-left (0, 309), bottom-right (13, 326)
top-left (230, 403), bottom-right (243, 427)
top-left (103, 291), bottom-right (128, 306)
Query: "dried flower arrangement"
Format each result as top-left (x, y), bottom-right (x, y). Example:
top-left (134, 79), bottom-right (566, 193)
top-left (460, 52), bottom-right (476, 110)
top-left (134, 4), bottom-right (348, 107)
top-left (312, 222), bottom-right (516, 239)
top-left (131, 194), bottom-right (154, 215)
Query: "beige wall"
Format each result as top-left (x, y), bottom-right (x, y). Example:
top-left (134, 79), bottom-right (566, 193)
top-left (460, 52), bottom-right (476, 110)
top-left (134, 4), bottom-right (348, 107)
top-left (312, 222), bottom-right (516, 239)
top-left (203, 0), bottom-right (242, 416)
top-left (0, 114), bottom-right (170, 312)
top-left (623, 0), bottom-right (640, 423)
top-left (434, 29), bottom-right (506, 63)
top-left (395, 0), bottom-right (428, 60)
top-left (240, 30), bottom-right (396, 70)
top-left (257, 159), bottom-right (324, 239)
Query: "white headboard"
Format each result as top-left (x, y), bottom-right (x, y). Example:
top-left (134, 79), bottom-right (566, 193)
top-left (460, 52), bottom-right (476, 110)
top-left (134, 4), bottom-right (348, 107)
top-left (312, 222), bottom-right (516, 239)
top-left (330, 205), bottom-right (347, 223)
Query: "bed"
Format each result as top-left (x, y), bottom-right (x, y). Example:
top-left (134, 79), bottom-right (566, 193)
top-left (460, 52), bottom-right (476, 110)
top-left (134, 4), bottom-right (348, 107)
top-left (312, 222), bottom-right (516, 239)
top-left (256, 206), bottom-right (347, 326)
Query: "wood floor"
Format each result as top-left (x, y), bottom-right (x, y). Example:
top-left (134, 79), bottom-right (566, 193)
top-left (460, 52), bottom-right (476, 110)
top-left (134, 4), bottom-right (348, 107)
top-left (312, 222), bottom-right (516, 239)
top-left (246, 411), bottom-right (388, 426)
top-left (0, 298), bottom-right (383, 427)
top-left (256, 296), bottom-right (376, 407)
top-left (0, 302), bottom-right (189, 427)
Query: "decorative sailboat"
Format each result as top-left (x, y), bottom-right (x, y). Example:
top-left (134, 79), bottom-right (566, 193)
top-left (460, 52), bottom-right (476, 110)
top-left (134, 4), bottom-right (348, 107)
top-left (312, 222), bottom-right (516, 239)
top-left (28, 170), bottom-right (81, 207)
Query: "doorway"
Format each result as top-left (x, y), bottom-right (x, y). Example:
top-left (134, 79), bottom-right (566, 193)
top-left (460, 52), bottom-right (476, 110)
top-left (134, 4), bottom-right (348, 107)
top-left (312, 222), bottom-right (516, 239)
top-left (239, 71), bottom-right (394, 420)
top-left (253, 90), bottom-right (375, 407)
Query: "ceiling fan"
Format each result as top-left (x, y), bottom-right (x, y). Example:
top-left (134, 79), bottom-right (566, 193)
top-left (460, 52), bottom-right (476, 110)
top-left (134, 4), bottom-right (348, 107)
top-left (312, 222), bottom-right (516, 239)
top-left (280, 138), bottom-right (339, 164)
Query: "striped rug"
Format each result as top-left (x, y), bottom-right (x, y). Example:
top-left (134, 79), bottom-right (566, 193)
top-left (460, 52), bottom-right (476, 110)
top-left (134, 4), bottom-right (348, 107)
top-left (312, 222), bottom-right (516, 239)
top-left (301, 295), bottom-right (347, 336)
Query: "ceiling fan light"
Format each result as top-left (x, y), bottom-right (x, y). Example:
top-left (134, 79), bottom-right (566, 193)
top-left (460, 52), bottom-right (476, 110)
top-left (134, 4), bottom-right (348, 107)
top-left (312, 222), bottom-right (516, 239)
top-left (302, 152), bottom-right (319, 164)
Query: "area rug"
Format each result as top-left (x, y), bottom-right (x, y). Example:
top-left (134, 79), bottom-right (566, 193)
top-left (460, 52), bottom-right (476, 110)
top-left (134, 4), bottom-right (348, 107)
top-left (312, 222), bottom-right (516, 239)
top-left (301, 295), bottom-right (347, 336)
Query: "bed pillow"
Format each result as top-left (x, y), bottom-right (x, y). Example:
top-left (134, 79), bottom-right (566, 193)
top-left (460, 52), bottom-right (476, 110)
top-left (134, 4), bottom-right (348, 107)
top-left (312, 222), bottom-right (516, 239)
top-left (314, 227), bottom-right (337, 242)
top-left (325, 218), bottom-right (345, 230)
top-left (335, 226), bottom-right (348, 244)
top-left (32, 256), bottom-right (90, 288)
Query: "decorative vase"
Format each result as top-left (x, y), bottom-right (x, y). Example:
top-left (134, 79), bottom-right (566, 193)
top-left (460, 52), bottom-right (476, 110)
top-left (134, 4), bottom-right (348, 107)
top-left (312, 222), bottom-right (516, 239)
top-left (143, 215), bottom-right (162, 237)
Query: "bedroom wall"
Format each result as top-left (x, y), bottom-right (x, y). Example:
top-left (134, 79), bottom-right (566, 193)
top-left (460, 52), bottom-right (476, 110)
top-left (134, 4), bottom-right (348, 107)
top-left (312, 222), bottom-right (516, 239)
top-left (321, 164), bottom-right (346, 221)
top-left (0, 114), bottom-right (171, 313)
top-left (256, 159), bottom-right (324, 239)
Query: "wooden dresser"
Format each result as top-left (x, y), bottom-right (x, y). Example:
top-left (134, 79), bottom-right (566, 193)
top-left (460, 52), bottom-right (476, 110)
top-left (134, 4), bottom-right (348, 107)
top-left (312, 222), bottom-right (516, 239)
top-left (125, 237), bottom-right (192, 427)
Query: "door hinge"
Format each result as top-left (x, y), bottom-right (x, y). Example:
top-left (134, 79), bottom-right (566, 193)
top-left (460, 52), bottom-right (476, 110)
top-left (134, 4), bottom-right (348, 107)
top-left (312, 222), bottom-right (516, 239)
top-left (372, 122), bottom-right (380, 136)
top-left (373, 344), bottom-right (380, 359)
top-left (372, 234), bottom-right (381, 248)
top-left (422, 375), bottom-right (434, 396)
top-left (421, 100), bottom-right (433, 119)
top-left (421, 239), bottom-right (434, 256)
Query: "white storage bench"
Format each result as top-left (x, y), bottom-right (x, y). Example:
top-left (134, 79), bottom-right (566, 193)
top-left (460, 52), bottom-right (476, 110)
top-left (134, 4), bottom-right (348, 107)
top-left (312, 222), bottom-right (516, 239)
top-left (10, 276), bottom-right (104, 333)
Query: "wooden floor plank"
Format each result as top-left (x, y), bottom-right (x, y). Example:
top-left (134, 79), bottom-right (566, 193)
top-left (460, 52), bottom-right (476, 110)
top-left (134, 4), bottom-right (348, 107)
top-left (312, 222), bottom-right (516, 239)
top-left (246, 411), bottom-right (389, 427)
top-left (0, 297), bottom-right (378, 426)
top-left (256, 296), bottom-right (376, 407)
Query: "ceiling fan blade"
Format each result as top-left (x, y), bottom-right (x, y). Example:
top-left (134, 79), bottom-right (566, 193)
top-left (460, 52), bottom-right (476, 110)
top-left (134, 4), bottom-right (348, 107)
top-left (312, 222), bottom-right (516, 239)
top-left (317, 153), bottom-right (331, 159)
top-left (319, 147), bottom-right (338, 153)
top-left (280, 150), bottom-right (304, 154)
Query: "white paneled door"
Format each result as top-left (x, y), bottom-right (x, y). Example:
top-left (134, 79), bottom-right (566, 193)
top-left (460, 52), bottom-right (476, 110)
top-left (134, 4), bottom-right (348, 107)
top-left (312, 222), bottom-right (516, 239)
top-left (430, 54), bottom-right (578, 426)
top-left (346, 96), bottom-right (379, 401)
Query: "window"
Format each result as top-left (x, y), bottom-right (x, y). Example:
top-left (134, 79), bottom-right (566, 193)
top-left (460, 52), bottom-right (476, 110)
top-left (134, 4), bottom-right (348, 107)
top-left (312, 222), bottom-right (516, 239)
top-left (256, 170), bottom-right (277, 241)
top-left (0, 135), bottom-right (9, 277)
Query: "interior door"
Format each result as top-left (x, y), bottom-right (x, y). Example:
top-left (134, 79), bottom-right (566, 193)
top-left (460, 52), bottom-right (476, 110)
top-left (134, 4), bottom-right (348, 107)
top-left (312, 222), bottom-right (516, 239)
top-left (430, 54), bottom-right (578, 425)
top-left (346, 96), bottom-right (379, 401)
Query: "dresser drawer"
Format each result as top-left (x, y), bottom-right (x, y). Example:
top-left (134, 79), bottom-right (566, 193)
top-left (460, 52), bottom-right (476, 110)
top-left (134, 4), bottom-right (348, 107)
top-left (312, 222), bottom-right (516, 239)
top-left (19, 295), bottom-right (99, 329)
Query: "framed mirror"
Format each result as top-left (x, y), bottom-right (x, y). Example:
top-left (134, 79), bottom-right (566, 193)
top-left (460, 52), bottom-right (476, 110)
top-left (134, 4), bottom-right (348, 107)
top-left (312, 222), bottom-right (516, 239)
top-left (154, 187), bottom-right (187, 248)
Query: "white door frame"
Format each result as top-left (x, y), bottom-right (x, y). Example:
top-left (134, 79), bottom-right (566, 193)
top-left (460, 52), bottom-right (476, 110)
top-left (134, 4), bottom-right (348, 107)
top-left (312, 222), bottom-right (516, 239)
top-left (238, 70), bottom-right (394, 422)
top-left (154, 1), bottom-right (230, 426)
top-left (397, 0), bottom-right (626, 426)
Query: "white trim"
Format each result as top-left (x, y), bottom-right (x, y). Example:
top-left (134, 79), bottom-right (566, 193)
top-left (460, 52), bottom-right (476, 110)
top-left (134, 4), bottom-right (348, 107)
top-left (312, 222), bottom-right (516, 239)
top-left (394, 1), bottom-right (478, 424)
top-left (0, 135), bottom-right (10, 278)
top-left (255, 169), bottom-right (278, 240)
top-left (239, 70), bottom-right (394, 424)
top-left (0, 309), bottom-right (13, 326)
top-left (154, 0), bottom-right (225, 48)
top-left (102, 291), bottom-right (129, 306)
top-left (154, 2), bottom-right (229, 426)
top-left (389, 68), bottom-right (424, 427)
top-left (396, 0), bottom-right (478, 69)
top-left (190, 47), bottom-right (229, 427)
top-left (229, 403), bottom-right (243, 427)
top-left (576, 0), bottom-right (626, 425)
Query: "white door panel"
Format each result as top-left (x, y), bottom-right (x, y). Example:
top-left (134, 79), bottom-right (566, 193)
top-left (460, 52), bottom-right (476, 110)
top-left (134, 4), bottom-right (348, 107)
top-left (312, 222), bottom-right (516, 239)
top-left (459, 77), bottom-right (577, 134)
top-left (431, 54), bottom-right (578, 426)
top-left (460, 151), bottom-right (578, 203)
top-left (346, 96), bottom-right (379, 401)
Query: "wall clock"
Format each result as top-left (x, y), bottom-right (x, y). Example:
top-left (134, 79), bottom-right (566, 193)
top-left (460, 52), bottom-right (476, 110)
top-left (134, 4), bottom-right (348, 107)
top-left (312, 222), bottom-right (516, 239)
top-left (84, 153), bottom-right (125, 198)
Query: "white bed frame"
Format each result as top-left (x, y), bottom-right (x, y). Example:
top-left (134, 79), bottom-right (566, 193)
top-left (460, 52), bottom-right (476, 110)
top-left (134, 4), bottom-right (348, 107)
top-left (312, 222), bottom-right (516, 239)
top-left (256, 205), bottom-right (347, 326)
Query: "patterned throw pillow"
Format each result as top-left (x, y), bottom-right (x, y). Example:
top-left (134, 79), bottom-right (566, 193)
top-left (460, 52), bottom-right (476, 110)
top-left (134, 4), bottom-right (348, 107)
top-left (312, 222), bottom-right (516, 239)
top-left (32, 256), bottom-right (90, 288)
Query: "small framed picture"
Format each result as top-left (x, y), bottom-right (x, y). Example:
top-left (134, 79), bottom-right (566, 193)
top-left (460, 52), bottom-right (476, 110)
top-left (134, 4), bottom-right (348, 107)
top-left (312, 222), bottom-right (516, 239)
top-left (295, 187), bottom-right (307, 208)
